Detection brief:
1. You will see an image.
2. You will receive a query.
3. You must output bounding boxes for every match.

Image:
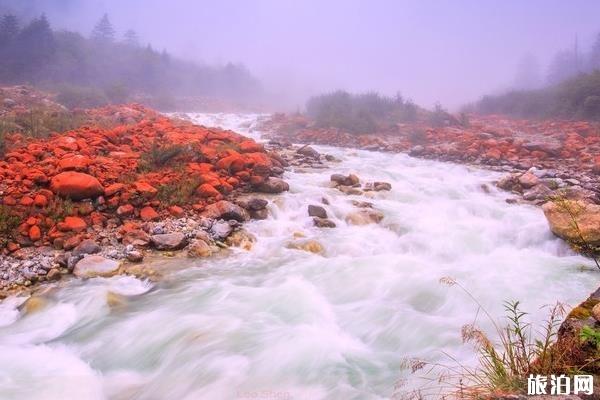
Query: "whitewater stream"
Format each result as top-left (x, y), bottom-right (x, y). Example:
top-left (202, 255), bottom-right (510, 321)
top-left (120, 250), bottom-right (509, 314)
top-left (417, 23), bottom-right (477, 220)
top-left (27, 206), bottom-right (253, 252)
top-left (0, 113), bottom-right (597, 400)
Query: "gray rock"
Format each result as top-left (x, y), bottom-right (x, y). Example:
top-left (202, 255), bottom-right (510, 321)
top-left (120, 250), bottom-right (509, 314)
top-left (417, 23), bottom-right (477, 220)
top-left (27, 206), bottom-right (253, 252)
top-left (308, 204), bottom-right (328, 218)
top-left (210, 220), bottom-right (234, 239)
top-left (373, 182), bottom-right (392, 191)
top-left (255, 177), bottom-right (290, 194)
top-left (150, 233), bottom-right (188, 250)
top-left (313, 217), bottom-right (336, 228)
top-left (296, 145), bottom-right (320, 158)
top-left (238, 197), bottom-right (268, 211)
top-left (72, 239), bottom-right (101, 258)
top-left (250, 209), bottom-right (269, 220)
top-left (73, 255), bottom-right (120, 278)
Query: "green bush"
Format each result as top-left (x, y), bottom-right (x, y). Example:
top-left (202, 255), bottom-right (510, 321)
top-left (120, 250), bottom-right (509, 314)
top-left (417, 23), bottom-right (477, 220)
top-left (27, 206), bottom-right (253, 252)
top-left (137, 142), bottom-right (188, 172)
top-left (306, 90), bottom-right (424, 134)
top-left (0, 205), bottom-right (19, 246)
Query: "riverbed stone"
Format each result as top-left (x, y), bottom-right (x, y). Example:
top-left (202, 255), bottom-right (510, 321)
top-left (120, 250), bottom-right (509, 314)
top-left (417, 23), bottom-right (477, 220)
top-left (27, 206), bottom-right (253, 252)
top-left (542, 199), bottom-right (600, 245)
top-left (73, 255), bottom-right (120, 278)
top-left (187, 240), bottom-right (213, 258)
top-left (313, 217), bottom-right (336, 228)
top-left (202, 200), bottom-right (249, 222)
top-left (72, 239), bottom-right (101, 258)
top-left (150, 232), bottom-right (188, 250)
top-left (225, 229), bottom-right (257, 250)
top-left (308, 204), bottom-right (327, 218)
top-left (286, 239), bottom-right (324, 254)
top-left (255, 177), bottom-right (289, 193)
top-left (345, 209), bottom-right (384, 225)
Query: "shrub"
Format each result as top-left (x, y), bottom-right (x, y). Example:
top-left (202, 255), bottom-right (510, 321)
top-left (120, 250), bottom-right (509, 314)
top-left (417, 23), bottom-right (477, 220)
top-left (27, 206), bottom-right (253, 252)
top-left (306, 90), bottom-right (421, 134)
top-left (0, 205), bottom-right (19, 246)
top-left (137, 142), bottom-right (187, 172)
top-left (46, 197), bottom-right (74, 220)
top-left (156, 176), bottom-right (202, 207)
top-left (397, 278), bottom-right (579, 399)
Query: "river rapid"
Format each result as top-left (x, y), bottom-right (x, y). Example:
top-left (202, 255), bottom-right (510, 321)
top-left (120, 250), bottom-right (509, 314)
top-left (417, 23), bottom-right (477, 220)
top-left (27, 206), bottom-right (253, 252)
top-left (0, 113), bottom-right (596, 400)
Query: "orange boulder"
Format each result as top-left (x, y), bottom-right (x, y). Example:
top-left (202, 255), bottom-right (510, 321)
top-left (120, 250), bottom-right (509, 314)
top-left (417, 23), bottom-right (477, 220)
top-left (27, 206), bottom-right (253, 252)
top-left (50, 172), bottom-right (104, 200)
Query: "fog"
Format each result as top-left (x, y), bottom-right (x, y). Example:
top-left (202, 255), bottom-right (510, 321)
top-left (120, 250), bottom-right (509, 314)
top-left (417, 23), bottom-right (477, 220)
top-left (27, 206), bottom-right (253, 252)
top-left (3, 0), bottom-right (600, 110)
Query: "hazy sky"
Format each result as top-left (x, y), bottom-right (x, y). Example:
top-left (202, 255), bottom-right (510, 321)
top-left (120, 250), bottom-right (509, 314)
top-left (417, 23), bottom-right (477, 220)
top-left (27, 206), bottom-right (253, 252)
top-left (4, 0), bottom-right (600, 109)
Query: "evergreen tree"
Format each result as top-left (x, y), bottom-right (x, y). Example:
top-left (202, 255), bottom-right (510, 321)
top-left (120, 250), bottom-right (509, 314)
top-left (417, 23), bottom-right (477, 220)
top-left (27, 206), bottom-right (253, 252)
top-left (91, 13), bottom-right (115, 43)
top-left (589, 33), bottom-right (600, 71)
top-left (0, 14), bottom-right (19, 47)
top-left (123, 29), bottom-right (139, 46)
top-left (546, 50), bottom-right (579, 85)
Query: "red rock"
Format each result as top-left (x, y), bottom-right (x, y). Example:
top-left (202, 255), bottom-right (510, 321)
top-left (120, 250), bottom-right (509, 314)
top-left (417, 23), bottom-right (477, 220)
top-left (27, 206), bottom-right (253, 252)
top-left (20, 196), bottom-right (34, 206)
top-left (50, 172), bottom-right (104, 200)
top-left (58, 155), bottom-right (92, 171)
top-left (59, 216), bottom-right (87, 232)
top-left (33, 194), bottom-right (48, 207)
top-left (6, 242), bottom-right (19, 252)
top-left (117, 204), bottom-right (134, 217)
top-left (169, 205), bottom-right (184, 217)
top-left (63, 235), bottom-right (82, 250)
top-left (105, 183), bottom-right (125, 197)
top-left (197, 183), bottom-right (221, 198)
top-left (28, 225), bottom-right (41, 241)
top-left (239, 140), bottom-right (263, 153)
top-left (140, 206), bottom-right (159, 221)
top-left (134, 181), bottom-right (158, 197)
top-left (2, 196), bottom-right (16, 206)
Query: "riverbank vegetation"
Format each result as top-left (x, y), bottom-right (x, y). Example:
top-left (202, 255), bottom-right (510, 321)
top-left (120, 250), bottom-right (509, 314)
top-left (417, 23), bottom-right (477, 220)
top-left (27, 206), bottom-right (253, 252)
top-left (305, 90), bottom-right (459, 134)
top-left (469, 71), bottom-right (600, 120)
top-left (401, 278), bottom-right (597, 399)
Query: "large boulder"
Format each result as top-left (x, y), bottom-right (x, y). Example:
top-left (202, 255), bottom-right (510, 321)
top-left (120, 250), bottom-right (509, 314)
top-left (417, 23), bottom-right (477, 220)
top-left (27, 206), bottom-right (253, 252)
top-left (50, 171), bottom-right (104, 200)
top-left (73, 255), bottom-right (120, 278)
top-left (150, 233), bottom-right (188, 250)
top-left (254, 177), bottom-right (289, 194)
top-left (202, 200), bottom-right (249, 222)
top-left (542, 200), bottom-right (600, 246)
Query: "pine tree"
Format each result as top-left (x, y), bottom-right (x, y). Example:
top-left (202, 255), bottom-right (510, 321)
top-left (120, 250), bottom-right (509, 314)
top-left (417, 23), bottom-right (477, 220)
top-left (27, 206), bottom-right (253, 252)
top-left (91, 13), bottom-right (115, 43)
top-left (0, 14), bottom-right (19, 46)
top-left (123, 29), bottom-right (139, 46)
top-left (589, 33), bottom-right (600, 71)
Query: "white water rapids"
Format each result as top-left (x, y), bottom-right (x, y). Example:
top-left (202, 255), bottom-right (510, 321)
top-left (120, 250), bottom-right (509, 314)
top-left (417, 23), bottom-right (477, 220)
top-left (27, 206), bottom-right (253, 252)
top-left (0, 113), bottom-right (597, 400)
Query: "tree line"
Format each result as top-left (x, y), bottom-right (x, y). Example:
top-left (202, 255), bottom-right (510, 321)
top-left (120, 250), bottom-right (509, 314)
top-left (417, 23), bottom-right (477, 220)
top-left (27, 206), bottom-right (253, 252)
top-left (471, 33), bottom-right (600, 120)
top-left (0, 13), bottom-right (260, 109)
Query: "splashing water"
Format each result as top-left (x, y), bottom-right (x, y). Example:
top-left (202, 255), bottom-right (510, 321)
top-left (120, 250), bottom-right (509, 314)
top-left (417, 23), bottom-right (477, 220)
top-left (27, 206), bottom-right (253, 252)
top-left (0, 113), bottom-right (595, 400)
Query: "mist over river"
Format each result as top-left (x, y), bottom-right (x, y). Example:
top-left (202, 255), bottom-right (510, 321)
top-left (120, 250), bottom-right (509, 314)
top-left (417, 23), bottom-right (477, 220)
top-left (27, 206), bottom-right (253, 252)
top-left (0, 114), bottom-right (596, 400)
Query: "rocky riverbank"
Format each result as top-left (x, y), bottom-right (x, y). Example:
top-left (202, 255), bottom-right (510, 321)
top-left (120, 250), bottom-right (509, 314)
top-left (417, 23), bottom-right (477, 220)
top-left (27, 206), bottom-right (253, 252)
top-left (0, 103), bottom-right (303, 297)
top-left (261, 113), bottom-right (600, 252)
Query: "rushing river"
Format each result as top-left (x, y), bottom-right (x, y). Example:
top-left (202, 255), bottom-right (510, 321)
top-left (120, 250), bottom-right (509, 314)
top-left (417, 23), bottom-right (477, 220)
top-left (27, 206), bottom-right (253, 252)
top-left (0, 114), bottom-right (596, 400)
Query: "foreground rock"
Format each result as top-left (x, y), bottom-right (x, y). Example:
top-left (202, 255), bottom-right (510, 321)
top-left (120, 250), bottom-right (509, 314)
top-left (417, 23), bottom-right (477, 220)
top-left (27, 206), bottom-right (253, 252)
top-left (542, 200), bottom-right (600, 246)
top-left (150, 233), bottom-right (188, 250)
top-left (73, 255), bottom-right (120, 278)
top-left (255, 177), bottom-right (290, 193)
top-left (50, 171), bottom-right (104, 200)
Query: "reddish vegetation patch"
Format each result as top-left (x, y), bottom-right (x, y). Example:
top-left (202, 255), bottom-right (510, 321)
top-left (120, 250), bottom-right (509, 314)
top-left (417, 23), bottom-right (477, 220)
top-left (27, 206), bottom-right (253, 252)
top-left (262, 113), bottom-right (600, 174)
top-left (0, 104), bottom-right (284, 252)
